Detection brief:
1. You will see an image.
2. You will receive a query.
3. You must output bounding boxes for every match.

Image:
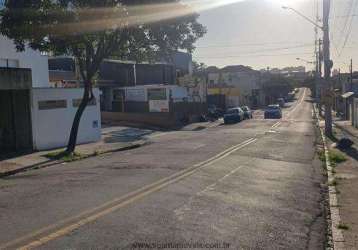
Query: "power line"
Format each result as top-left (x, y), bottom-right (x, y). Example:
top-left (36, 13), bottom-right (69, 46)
top-left (193, 52), bottom-right (313, 59)
top-left (338, 0), bottom-right (358, 57)
top-left (195, 44), bottom-right (315, 57)
top-left (195, 41), bottom-right (314, 49)
top-left (333, 0), bottom-right (355, 50)
top-left (331, 14), bottom-right (358, 18)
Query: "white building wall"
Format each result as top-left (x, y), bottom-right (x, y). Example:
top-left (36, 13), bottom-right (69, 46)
top-left (208, 72), bottom-right (220, 85)
top-left (31, 88), bottom-right (101, 150)
top-left (0, 36), bottom-right (50, 87)
top-left (353, 98), bottom-right (358, 128)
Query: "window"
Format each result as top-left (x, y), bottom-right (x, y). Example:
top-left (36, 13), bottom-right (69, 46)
top-left (38, 100), bottom-right (67, 110)
top-left (72, 98), bottom-right (97, 107)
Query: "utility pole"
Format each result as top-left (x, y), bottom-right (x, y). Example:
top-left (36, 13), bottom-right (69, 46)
top-left (318, 39), bottom-right (323, 78)
top-left (318, 38), bottom-right (323, 115)
top-left (323, 0), bottom-right (333, 136)
top-left (314, 0), bottom-right (320, 100)
top-left (350, 58), bottom-right (353, 90)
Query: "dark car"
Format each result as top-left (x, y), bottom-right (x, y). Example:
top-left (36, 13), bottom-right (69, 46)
top-left (208, 105), bottom-right (224, 119)
top-left (264, 105), bottom-right (282, 119)
top-left (224, 107), bottom-right (245, 124)
top-left (277, 98), bottom-right (285, 108)
top-left (241, 106), bottom-right (253, 119)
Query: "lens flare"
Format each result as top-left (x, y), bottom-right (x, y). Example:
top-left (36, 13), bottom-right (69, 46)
top-left (43, 0), bottom-right (245, 36)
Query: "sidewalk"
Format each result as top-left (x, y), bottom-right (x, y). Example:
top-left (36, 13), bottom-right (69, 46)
top-left (329, 117), bottom-right (358, 248)
top-left (0, 125), bottom-right (153, 177)
top-left (0, 120), bottom-right (224, 178)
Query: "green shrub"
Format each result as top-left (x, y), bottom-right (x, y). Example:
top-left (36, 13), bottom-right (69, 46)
top-left (329, 150), bottom-right (347, 164)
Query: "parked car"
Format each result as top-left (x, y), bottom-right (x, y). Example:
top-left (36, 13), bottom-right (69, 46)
top-left (287, 92), bottom-right (295, 101)
top-left (208, 105), bottom-right (224, 119)
top-left (264, 105), bottom-right (282, 119)
top-left (241, 106), bottom-right (253, 119)
top-left (224, 107), bottom-right (245, 124)
top-left (277, 98), bottom-right (285, 107)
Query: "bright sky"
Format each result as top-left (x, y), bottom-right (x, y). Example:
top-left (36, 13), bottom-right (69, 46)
top-left (191, 0), bottom-right (358, 73)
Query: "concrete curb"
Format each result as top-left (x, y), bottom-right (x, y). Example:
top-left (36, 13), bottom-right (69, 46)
top-left (0, 140), bottom-right (148, 178)
top-left (313, 105), bottom-right (345, 250)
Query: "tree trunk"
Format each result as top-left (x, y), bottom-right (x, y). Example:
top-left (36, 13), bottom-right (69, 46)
top-left (66, 81), bottom-right (92, 154)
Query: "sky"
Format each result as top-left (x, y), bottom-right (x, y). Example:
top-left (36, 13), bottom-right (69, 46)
top-left (190, 0), bottom-right (358, 73)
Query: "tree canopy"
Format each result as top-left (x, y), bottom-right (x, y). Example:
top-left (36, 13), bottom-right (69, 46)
top-left (0, 0), bottom-right (206, 153)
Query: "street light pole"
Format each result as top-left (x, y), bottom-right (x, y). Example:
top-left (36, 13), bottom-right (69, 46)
top-left (323, 0), bottom-right (333, 136)
top-left (282, 6), bottom-right (323, 30)
top-left (296, 57), bottom-right (314, 64)
top-left (282, 3), bottom-right (332, 136)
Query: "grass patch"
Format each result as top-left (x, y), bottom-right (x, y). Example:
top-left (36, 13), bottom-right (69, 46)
top-left (44, 151), bottom-right (87, 162)
top-left (318, 150), bottom-right (326, 162)
top-left (329, 150), bottom-right (347, 164)
top-left (337, 223), bottom-right (349, 230)
top-left (328, 179), bottom-right (338, 186)
top-left (318, 149), bottom-right (347, 166)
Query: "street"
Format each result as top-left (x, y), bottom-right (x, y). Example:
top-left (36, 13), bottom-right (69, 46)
top-left (0, 88), bottom-right (326, 249)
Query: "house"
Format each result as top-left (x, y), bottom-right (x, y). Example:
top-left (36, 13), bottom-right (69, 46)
top-left (207, 65), bottom-right (263, 109)
top-left (48, 51), bottom-right (194, 112)
top-left (261, 66), bottom-right (308, 82)
top-left (340, 74), bottom-right (358, 128)
top-left (171, 51), bottom-right (193, 77)
top-left (99, 60), bottom-right (177, 112)
top-left (48, 56), bottom-right (79, 87)
top-left (48, 57), bottom-right (176, 108)
top-left (0, 36), bottom-right (50, 87)
top-left (0, 36), bottom-right (101, 152)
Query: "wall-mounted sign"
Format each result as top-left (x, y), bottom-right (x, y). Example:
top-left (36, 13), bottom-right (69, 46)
top-left (126, 88), bottom-right (146, 102)
top-left (149, 100), bottom-right (169, 113)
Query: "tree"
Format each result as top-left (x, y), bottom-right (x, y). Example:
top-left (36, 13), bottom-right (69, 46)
top-left (192, 60), bottom-right (207, 77)
top-left (1, 0), bottom-right (206, 154)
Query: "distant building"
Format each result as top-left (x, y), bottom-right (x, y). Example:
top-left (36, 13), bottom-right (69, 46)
top-left (261, 66), bottom-right (308, 82)
top-left (171, 51), bottom-right (193, 77)
top-left (48, 51), bottom-right (194, 112)
top-left (207, 65), bottom-right (263, 108)
top-left (335, 72), bottom-right (358, 127)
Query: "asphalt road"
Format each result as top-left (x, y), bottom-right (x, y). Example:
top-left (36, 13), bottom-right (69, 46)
top-left (0, 88), bottom-right (326, 250)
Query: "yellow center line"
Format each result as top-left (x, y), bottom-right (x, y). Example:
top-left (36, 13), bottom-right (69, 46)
top-left (3, 138), bottom-right (257, 250)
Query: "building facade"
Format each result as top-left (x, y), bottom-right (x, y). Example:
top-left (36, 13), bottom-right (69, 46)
top-left (0, 36), bottom-right (101, 152)
top-left (207, 65), bottom-right (262, 108)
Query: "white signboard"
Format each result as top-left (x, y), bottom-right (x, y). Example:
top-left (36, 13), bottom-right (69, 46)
top-left (126, 88), bottom-right (146, 102)
top-left (149, 100), bottom-right (169, 112)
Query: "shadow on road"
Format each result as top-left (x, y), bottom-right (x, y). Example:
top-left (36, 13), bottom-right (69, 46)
top-left (103, 128), bottom-right (155, 143)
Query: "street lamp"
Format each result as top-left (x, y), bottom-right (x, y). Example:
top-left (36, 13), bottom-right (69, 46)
top-left (296, 58), bottom-right (315, 64)
top-left (283, 3), bottom-right (334, 136)
top-left (282, 6), bottom-right (323, 31)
